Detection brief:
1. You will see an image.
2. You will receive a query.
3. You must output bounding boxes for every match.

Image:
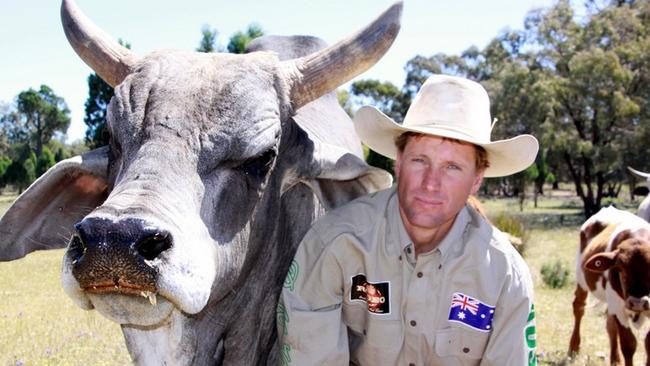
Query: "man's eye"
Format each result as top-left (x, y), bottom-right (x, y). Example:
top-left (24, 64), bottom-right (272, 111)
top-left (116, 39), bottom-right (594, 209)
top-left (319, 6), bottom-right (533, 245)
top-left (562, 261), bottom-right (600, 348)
top-left (411, 157), bottom-right (425, 163)
top-left (448, 164), bottom-right (461, 170)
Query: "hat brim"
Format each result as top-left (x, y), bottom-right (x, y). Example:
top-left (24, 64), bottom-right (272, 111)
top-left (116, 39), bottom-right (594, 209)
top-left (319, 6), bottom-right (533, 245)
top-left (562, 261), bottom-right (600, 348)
top-left (353, 106), bottom-right (539, 178)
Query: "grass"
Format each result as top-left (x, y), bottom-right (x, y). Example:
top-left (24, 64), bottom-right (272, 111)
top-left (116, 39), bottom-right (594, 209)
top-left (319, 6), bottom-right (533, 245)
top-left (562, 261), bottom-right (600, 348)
top-left (0, 189), bottom-right (647, 365)
top-left (0, 193), bottom-right (130, 365)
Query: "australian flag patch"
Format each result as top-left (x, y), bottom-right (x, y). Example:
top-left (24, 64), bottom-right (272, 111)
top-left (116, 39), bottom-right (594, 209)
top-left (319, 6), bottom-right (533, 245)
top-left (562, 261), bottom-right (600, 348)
top-left (448, 292), bottom-right (495, 332)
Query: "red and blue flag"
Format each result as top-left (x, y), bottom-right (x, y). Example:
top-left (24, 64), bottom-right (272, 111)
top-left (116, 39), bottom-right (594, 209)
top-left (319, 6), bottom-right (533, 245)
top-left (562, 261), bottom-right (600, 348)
top-left (448, 292), bottom-right (495, 332)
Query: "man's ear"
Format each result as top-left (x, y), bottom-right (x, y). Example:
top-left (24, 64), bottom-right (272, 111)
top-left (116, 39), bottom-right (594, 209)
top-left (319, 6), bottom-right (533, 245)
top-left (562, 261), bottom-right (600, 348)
top-left (393, 150), bottom-right (402, 180)
top-left (470, 169), bottom-right (485, 195)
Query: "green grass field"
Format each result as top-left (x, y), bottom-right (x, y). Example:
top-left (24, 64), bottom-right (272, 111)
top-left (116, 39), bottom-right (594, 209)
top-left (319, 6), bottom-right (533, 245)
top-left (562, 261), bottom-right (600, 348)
top-left (0, 189), bottom-right (644, 365)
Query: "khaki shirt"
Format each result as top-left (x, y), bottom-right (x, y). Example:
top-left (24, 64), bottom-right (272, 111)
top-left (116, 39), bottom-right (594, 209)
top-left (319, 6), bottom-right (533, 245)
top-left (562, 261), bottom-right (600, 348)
top-left (278, 187), bottom-right (536, 366)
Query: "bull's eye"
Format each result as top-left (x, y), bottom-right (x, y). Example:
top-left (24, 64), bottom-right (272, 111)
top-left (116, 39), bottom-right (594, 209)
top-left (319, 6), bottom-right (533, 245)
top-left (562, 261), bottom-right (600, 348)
top-left (237, 149), bottom-right (277, 180)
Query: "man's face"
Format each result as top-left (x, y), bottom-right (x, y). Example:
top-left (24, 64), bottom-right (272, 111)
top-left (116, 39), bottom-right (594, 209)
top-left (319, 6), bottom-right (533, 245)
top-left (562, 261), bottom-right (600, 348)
top-left (394, 135), bottom-right (484, 232)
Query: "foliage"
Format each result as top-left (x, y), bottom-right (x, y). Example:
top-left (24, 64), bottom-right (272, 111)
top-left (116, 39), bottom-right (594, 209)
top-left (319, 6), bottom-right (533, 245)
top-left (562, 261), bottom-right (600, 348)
top-left (348, 79), bottom-right (409, 174)
top-left (14, 85), bottom-right (70, 156)
top-left (197, 26), bottom-right (220, 53)
top-left (336, 89), bottom-right (353, 117)
top-left (540, 260), bottom-right (570, 289)
top-left (227, 24), bottom-right (264, 54)
top-left (492, 212), bottom-right (531, 255)
top-left (0, 156), bottom-right (11, 192)
top-left (4, 147), bottom-right (36, 194)
top-left (84, 39), bottom-right (130, 149)
top-left (35, 147), bottom-right (56, 177)
top-left (525, 0), bottom-right (650, 217)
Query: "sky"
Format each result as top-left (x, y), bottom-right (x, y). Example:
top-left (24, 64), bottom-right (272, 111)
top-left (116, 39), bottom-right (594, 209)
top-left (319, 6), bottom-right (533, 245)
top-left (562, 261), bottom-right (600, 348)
top-left (0, 0), bottom-right (556, 143)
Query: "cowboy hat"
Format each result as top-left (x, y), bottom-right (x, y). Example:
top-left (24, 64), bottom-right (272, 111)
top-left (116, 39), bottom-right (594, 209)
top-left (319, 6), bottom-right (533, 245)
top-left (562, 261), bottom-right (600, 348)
top-left (353, 74), bottom-right (539, 178)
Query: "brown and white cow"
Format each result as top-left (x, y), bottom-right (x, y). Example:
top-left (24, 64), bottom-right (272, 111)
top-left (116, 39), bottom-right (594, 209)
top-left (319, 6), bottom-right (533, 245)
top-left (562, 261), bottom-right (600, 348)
top-left (570, 206), bottom-right (650, 365)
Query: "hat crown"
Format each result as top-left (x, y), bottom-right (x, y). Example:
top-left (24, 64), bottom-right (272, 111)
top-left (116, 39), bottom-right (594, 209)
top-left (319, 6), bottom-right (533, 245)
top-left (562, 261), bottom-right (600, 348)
top-left (403, 75), bottom-right (492, 143)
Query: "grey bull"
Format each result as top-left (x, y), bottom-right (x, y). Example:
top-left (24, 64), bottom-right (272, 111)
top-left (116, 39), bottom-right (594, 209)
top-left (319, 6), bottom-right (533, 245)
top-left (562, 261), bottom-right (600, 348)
top-left (0, 0), bottom-right (401, 364)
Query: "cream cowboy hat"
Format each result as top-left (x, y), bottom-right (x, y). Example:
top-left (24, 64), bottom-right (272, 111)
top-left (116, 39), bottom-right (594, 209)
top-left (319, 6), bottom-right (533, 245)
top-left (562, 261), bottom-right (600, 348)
top-left (353, 74), bottom-right (539, 178)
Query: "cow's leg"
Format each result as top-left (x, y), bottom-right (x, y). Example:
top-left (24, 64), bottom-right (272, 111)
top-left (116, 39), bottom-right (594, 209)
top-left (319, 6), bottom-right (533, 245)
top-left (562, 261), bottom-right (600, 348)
top-left (607, 314), bottom-right (623, 366)
top-left (615, 316), bottom-right (636, 366)
top-left (569, 285), bottom-right (589, 355)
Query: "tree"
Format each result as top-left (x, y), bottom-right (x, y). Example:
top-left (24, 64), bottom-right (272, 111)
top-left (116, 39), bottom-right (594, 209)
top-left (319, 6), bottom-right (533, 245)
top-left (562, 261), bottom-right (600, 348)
top-left (4, 144), bottom-right (36, 194)
top-left (197, 26), bottom-right (219, 53)
top-left (15, 85), bottom-right (70, 156)
top-left (84, 39), bottom-right (131, 148)
top-left (0, 155), bottom-right (11, 194)
top-left (348, 80), bottom-right (411, 174)
top-left (36, 147), bottom-right (56, 177)
top-left (525, 0), bottom-right (650, 217)
top-left (227, 24), bottom-right (264, 54)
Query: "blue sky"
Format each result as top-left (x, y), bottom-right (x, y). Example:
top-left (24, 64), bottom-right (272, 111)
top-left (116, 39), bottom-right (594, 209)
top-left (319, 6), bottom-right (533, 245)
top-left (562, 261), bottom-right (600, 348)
top-left (0, 0), bottom-right (556, 142)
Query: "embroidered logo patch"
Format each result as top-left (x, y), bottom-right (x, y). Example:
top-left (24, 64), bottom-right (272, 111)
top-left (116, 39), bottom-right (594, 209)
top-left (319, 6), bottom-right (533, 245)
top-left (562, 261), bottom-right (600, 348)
top-left (283, 260), bottom-right (299, 292)
top-left (526, 304), bottom-right (537, 366)
top-left (447, 292), bottom-right (495, 332)
top-left (350, 274), bottom-right (390, 314)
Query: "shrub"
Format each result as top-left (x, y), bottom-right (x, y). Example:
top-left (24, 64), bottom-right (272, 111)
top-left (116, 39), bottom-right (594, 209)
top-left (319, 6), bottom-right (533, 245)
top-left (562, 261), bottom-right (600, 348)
top-left (540, 260), bottom-right (570, 289)
top-left (492, 213), bottom-right (530, 255)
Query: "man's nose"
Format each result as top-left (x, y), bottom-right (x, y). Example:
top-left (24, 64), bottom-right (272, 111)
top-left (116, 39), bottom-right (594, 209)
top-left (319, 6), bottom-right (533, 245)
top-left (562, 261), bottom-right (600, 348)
top-left (422, 167), bottom-right (441, 191)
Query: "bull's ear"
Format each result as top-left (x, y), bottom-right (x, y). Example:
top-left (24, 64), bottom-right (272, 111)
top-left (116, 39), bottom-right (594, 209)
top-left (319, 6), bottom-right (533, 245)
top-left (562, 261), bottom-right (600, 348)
top-left (584, 251), bottom-right (617, 273)
top-left (297, 141), bottom-right (392, 210)
top-left (0, 147), bottom-right (110, 261)
top-left (286, 92), bottom-right (392, 210)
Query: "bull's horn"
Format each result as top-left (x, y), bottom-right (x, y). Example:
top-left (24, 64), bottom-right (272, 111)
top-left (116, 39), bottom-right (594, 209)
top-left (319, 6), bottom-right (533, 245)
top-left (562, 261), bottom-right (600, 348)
top-left (284, 1), bottom-right (403, 110)
top-left (61, 0), bottom-right (139, 87)
top-left (628, 167), bottom-right (650, 179)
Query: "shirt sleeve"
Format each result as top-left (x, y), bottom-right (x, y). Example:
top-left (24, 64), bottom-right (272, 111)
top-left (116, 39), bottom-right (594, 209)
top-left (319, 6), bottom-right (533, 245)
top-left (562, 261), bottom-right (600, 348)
top-left (480, 257), bottom-right (537, 366)
top-left (277, 226), bottom-right (349, 366)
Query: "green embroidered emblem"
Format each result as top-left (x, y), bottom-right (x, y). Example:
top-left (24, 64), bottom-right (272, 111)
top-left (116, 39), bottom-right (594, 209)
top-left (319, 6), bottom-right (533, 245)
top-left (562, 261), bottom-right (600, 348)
top-left (279, 343), bottom-right (292, 366)
top-left (528, 350), bottom-right (537, 366)
top-left (276, 300), bottom-right (289, 336)
top-left (283, 260), bottom-right (299, 291)
top-left (525, 304), bottom-right (537, 366)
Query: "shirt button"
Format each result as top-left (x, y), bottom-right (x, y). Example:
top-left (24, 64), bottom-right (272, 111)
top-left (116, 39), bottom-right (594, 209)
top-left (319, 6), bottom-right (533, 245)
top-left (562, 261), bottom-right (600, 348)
top-left (463, 347), bottom-right (470, 353)
top-left (399, 255), bottom-right (402, 261)
top-left (409, 363), bottom-right (416, 366)
top-left (410, 320), bottom-right (417, 327)
top-left (363, 329), bottom-right (367, 335)
top-left (407, 247), bottom-right (412, 254)
top-left (438, 264), bottom-right (442, 270)
top-left (417, 272), bottom-right (423, 278)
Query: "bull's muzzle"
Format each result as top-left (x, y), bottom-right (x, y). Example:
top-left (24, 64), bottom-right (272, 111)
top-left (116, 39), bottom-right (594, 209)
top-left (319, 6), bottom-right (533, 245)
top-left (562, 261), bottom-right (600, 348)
top-left (69, 217), bottom-right (172, 295)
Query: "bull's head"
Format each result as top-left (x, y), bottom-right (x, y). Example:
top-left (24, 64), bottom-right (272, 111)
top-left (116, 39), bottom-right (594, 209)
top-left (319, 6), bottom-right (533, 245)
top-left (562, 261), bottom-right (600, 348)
top-left (585, 227), bottom-right (650, 316)
top-left (0, 0), bottom-right (400, 363)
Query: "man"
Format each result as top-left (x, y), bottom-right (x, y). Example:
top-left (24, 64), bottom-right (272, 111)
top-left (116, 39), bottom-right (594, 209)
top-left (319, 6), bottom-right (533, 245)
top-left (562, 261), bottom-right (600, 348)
top-left (277, 75), bottom-right (539, 365)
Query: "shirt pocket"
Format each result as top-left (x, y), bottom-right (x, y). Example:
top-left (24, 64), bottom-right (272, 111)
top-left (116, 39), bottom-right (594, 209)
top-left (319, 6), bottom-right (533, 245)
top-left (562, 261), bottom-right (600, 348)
top-left (435, 327), bottom-right (490, 361)
top-left (352, 317), bottom-right (402, 365)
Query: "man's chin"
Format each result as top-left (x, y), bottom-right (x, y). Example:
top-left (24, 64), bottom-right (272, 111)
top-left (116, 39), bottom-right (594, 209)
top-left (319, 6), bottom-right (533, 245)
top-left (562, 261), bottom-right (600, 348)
top-left (87, 293), bottom-right (176, 326)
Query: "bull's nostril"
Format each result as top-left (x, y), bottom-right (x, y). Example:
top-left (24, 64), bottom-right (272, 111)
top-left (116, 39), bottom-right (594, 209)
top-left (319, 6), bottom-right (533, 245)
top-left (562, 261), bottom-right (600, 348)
top-left (69, 235), bottom-right (86, 263)
top-left (136, 232), bottom-right (172, 261)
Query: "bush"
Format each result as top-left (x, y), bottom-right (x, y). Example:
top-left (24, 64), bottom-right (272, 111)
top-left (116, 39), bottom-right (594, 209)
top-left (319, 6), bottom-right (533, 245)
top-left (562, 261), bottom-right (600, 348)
top-left (540, 260), bottom-right (570, 289)
top-left (492, 213), bottom-right (530, 255)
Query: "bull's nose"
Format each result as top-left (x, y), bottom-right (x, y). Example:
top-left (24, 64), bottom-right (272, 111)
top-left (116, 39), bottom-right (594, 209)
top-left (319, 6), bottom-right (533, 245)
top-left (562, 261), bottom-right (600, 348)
top-left (68, 217), bottom-right (172, 292)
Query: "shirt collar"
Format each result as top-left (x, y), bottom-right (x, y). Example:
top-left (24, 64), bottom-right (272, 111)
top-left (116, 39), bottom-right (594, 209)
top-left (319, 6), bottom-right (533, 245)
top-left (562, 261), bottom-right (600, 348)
top-left (391, 191), bottom-right (471, 259)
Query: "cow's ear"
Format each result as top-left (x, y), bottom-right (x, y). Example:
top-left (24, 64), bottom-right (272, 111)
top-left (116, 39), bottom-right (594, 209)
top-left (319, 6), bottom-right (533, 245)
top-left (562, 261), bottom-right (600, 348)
top-left (0, 147), bottom-right (110, 261)
top-left (584, 251), bottom-right (617, 273)
top-left (298, 141), bottom-right (392, 210)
